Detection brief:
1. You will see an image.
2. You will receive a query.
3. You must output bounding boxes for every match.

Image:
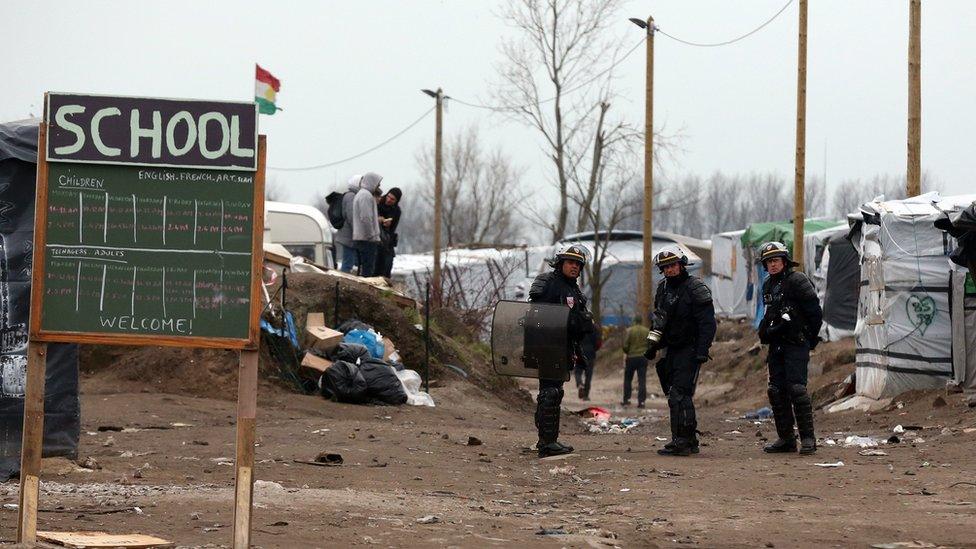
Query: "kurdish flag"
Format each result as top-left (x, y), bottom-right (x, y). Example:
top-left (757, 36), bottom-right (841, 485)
top-left (255, 64), bottom-right (281, 114)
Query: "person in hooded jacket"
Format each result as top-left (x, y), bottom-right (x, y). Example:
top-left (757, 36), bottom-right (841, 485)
top-left (645, 247), bottom-right (717, 456)
top-left (351, 172), bottom-right (383, 277)
top-left (334, 174), bottom-right (362, 273)
top-left (756, 241), bottom-right (824, 455)
top-left (374, 187), bottom-right (402, 278)
top-left (529, 244), bottom-right (595, 457)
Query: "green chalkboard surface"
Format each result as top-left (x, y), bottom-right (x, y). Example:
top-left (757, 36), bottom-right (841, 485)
top-left (38, 162), bottom-right (255, 341)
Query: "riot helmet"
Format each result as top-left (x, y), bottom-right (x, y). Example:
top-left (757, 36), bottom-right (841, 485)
top-left (653, 246), bottom-right (689, 272)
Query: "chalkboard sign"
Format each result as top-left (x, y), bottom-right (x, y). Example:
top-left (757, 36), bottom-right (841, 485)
top-left (30, 93), bottom-right (264, 349)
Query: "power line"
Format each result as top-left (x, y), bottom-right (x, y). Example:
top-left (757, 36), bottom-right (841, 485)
top-left (656, 0), bottom-right (794, 48)
top-left (267, 106), bottom-right (435, 172)
top-left (450, 37), bottom-right (646, 112)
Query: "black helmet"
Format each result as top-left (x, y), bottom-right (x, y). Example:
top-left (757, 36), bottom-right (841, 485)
top-left (551, 243), bottom-right (588, 267)
top-left (653, 246), bottom-right (688, 270)
top-left (758, 241), bottom-right (797, 268)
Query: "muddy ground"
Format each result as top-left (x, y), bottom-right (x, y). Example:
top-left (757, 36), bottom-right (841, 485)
top-left (3, 321), bottom-right (976, 548)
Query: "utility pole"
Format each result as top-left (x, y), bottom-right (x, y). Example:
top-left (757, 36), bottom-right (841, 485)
top-left (629, 15), bottom-right (655, 319)
top-left (792, 0), bottom-right (808, 271)
top-left (422, 88), bottom-right (444, 306)
top-left (907, 0), bottom-right (922, 197)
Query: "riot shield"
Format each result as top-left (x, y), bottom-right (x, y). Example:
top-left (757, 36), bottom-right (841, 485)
top-left (491, 300), bottom-right (570, 382)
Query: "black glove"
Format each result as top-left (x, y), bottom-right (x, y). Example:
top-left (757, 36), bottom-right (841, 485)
top-left (643, 347), bottom-right (658, 360)
top-left (694, 355), bottom-right (709, 364)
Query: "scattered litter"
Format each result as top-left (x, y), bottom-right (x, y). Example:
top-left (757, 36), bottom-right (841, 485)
top-left (743, 407), bottom-right (773, 420)
top-left (536, 527), bottom-right (568, 536)
top-left (549, 465), bottom-right (575, 475)
top-left (655, 436), bottom-right (668, 442)
top-left (467, 436), bottom-right (483, 446)
top-left (3, 503), bottom-right (18, 511)
top-left (577, 406), bottom-right (612, 421)
top-left (893, 425), bottom-right (906, 434)
top-left (859, 450), bottom-right (889, 456)
top-left (170, 422), bottom-right (194, 428)
top-left (315, 452), bottom-right (344, 465)
top-left (941, 427), bottom-right (953, 436)
top-left (584, 416), bottom-right (641, 434)
top-left (37, 531), bottom-right (173, 548)
top-left (814, 461), bottom-right (845, 468)
top-left (887, 435), bottom-right (901, 444)
top-left (871, 542), bottom-right (939, 549)
top-left (843, 435), bottom-right (881, 448)
top-left (912, 438), bottom-right (926, 444)
top-left (963, 427), bottom-right (976, 434)
top-left (416, 515), bottom-right (440, 524)
top-left (824, 438), bottom-right (837, 446)
top-left (619, 488), bottom-right (631, 492)
top-left (80, 456), bottom-right (101, 470)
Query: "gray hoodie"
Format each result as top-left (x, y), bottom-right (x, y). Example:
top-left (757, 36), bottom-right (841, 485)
top-left (333, 175), bottom-right (361, 247)
top-left (352, 172), bottom-right (382, 243)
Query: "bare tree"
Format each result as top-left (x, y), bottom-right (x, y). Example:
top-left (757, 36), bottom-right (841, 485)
top-left (265, 176), bottom-right (288, 202)
top-left (398, 125), bottom-right (527, 253)
top-left (491, 0), bottom-right (635, 242)
top-left (831, 172), bottom-right (937, 218)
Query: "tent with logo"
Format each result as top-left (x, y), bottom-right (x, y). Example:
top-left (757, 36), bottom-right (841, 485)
top-left (851, 192), bottom-right (976, 399)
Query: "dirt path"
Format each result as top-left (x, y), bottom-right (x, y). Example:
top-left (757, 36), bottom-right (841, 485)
top-left (3, 372), bottom-right (976, 548)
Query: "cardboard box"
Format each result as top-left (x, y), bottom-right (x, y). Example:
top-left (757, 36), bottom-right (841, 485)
top-left (300, 353), bottom-right (333, 379)
top-left (305, 312), bottom-right (344, 353)
top-left (383, 338), bottom-right (396, 360)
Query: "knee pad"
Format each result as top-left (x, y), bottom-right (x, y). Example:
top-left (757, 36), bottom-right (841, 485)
top-left (790, 384), bottom-right (809, 400)
top-left (538, 387), bottom-right (560, 406)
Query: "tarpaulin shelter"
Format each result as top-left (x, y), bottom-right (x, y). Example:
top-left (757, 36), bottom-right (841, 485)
top-left (852, 192), bottom-right (976, 399)
top-left (803, 225), bottom-right (860, 341)
top-left (710, 230), bottom-right (751, 319)
top-left (739, 219), bottom-right (844, 328)
top-left (0, 119), bottom-right (80, 479)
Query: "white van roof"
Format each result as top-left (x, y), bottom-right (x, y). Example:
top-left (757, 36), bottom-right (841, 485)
top-left (265, 200), bottom-right (331, 244)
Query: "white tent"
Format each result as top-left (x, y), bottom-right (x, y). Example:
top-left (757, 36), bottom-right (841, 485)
top-left (803, 225), bottom-right (859, 341)
top-left (710, 230), bottom-right (751, 319)
top-left (852, 192), bottom-right (976, 399)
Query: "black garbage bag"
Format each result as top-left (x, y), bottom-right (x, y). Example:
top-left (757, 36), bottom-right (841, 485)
top-left (320, 360), bottom-right (368, 403)
top-left (359, 359), bottom-right (408, 405)
top-left (935, 203), bottom-right (976, 269)
top-left (337, 319), bottom-right (372, 333)
top-left (325, 342), bottom-right (371, 363)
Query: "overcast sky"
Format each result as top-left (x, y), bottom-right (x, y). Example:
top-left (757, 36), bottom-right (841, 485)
top-left (5, 1), bottom-right (974, 218)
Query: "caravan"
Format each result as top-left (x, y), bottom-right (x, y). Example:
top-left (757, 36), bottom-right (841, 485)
top-left (264, 201), bottom-right (334, 268)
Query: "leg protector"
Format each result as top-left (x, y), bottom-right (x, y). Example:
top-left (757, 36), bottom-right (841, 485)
top-left (791, 383), bottom-right (816, 454)
top-left (535, 387), bottom-right (562, 445)
top-left (658, 388), bottom-right (693, 456)
top-left (764, 384), bottom-right (797, 453)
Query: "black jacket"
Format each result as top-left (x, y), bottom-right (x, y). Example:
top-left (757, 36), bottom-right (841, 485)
top-left (758, 269), bottom-right (824, 347)
top-left (652, 271), bottom-right (717, 360)
top-left (377, 201), bottom-right (401, 249)
top-left (528, 270), bottom-right (595, 344)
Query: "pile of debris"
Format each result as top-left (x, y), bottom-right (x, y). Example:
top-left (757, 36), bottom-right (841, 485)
top-left (298, 314), bottom-right (434, 407)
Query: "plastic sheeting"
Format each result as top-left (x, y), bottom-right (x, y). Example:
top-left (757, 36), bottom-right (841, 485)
top-left (853, 193), bottom-right (976, 398)
top-left (0, 119), bottom-right (81, 479)
top-left (709, 230), bottom-right (750, 319)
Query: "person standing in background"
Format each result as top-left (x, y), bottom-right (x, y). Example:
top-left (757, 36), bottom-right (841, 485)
top-left (621, 316), bottom-right (649, 408)
top-left (351, 172), bottom-right (383, 277)
top-left (375, 187), bottom-right (402, 278)
top-left (334, 174), bottom-right (361, 273)
top-left (575, 326), bottom-right (601, 400)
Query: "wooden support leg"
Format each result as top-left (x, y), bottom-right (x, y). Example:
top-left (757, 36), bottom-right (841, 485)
top-left (233, 350), bottom-right (258, 549)
top-left (17, 342), bottom-right (47, 543)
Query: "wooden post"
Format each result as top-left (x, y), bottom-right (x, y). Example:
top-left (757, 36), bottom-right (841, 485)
top-left (432, 88), bottom-right (444, 308)
top-left (793, 0), bottom-right (808, 271)
top-left (17, 342), bottom-right (48, 543)
top-left (907, 0), bottom-right (922, 197)
top-left (232, 350), bottom-right (259, 549)
top-left (640, 16), bottom-right (655, 319)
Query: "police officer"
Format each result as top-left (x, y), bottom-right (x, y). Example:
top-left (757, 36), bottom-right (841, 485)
top-left (757, 241), bottom-right (824, 455)
top-left (645, 247), bottom-right (717, 457)
top-left (529, 244), bottom-right (595, 458)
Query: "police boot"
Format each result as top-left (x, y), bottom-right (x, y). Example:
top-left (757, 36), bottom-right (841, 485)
top-left (537, 387), bottom-right (572, 458)
top-left (658, 390), bottom-right (691, 456)
top-left (791, 384), bottom-right (817, 455)
top-left (764, 384), bottom-right (797, 453)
